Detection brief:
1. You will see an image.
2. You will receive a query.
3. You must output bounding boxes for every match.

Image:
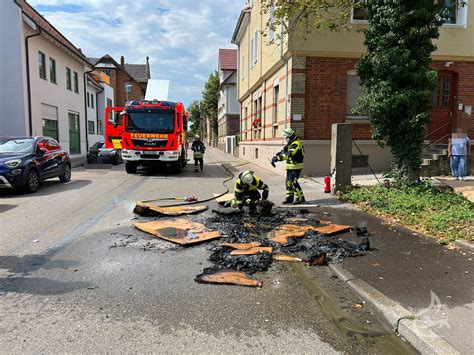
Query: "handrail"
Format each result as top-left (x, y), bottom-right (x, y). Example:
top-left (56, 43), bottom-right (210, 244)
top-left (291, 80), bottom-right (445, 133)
top-left (425, 121), bottom-right (451, 140)
top-left (422, 134), bottom-right (449, 153)
top-left (422, 120), bottom-right (451, 153)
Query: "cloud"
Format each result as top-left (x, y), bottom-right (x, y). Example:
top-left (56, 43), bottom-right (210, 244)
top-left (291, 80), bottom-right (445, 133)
top-left (30, 0), bottom-right (242, 107)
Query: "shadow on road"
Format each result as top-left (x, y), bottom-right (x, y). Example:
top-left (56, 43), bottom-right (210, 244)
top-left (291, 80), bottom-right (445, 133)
top-left (0, 204), bottom-right (18, 213)
top-left (0, 277), bottom-right (91, 296)
top-left (0, 179), bottom-right (93, 199)
top-left (0, 253), bottom-right (90, 296)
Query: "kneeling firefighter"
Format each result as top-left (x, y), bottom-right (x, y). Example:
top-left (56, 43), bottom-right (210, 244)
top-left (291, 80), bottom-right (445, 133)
top-left (230, 171), bottom-right (269, 212)
top-left (271, 128), bottom-right (305, 204)
top-left (191, 135), bottom-right (206, 172)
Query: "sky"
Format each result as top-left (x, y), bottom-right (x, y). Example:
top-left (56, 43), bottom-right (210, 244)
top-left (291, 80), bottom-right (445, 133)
top-left (29, 0), bottom-right (243, 108)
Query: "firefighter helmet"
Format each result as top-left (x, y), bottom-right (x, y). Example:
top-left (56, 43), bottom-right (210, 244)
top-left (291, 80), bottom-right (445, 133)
top-left (194, 134), bottom-right (200, 139)
top-left (282, 128), bottom-right (296, 139)
top-left (241, 171), bottom-right (254, 185)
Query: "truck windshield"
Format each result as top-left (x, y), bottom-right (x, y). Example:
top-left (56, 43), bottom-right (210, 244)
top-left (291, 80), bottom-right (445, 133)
top-left (126, 112), bottom-right (175, 133)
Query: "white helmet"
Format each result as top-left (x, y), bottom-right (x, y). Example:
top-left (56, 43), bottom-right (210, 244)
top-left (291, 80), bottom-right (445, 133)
top-left (282, 127), bottom-right (295, 139)
top-left (194, 134), bottom-right (200, 139)
top-left (241, 170), bottom-right (254, 185)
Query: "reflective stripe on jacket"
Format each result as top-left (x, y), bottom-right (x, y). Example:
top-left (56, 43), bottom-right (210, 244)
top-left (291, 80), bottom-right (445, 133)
top-left (234, 174), bottom-right (269, 203)
top-left (277, 138), bottom-right (304, 170)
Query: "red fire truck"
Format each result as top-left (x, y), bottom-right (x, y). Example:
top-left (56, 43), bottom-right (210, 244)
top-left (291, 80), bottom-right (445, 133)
top-left (105, 100), bottom-right (188, 174)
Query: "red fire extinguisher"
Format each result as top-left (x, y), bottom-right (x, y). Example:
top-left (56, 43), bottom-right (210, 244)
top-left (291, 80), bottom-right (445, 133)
top-left (323, 175), bottom-right (331, 193)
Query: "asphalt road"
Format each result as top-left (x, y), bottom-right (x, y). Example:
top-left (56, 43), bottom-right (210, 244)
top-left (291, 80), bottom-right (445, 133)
top-left (0, 149), bottom-right (417, 353)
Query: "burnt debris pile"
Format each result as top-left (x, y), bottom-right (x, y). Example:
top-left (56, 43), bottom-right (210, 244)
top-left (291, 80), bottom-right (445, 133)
top-left (196, 209), bottom-right (372, 287)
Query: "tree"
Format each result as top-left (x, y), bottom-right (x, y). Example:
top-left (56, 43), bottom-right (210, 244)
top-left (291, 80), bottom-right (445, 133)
top-left (355, 1), bottom-right (446, 181)
top-left (201, 71), bottom-right (220, 141)
top-left (261, 0), bottom-right (358, 36)
top-left (187, 100), bottom-right (202, 136)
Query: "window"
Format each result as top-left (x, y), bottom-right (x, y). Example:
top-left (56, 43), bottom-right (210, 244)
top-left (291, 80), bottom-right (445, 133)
top-left (432, 73), bottom-right (455, 109)
top-left (46, 139), bottom-right (61, 152)
top-left (66, 67), bottom-right (72, 90)
top-left (98, 120), bottom-right (103, 135)
top-left (268, 5), bottom-right (276, 43)
top-left (242, 55), bottom-right (245, 80)
top-left (73, 71), bottom-right (79, 93)
top-left (38, 51), bottom-right (46, 80)
top-left (244, 107), bottom-right (248, 140)
top-left (346, 72), bottom-right (367, 118)
top-left (107, 98), bottom-right (113, 107)
top-left (250, 31), bottom-right (259, 67)
top-left (250, 37), bottom-right (254, 68)
top-left (91, 94), bottom-right (94, 108)
top-left (253, 30), bottom-right (259, 65)
top-left (68, 112), bottom-right (81, 154)
top-left (352, 6), bottom-right (368, 22)
top-left (88, 121), bottom-right (95, 135)
top-left (442, 0), bottom-right (468, 26)
top-left (49, 57), bottom-right (56, 83)
top-left (273, 85), bottom-right (279, 124)
top-left (42, 119), bottom-right (58, 141)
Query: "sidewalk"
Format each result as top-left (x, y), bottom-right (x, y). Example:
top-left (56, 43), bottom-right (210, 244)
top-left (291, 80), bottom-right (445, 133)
top-left (207, 148), bottom-right (474, 354)
top-left (433, 176), bottom-right (474, 203)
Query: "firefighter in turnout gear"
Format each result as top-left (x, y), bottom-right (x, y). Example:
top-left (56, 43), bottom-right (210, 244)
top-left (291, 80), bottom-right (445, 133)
top-left (231, 171), bottom-right (269, 212)
top-left (271, 128), bottom-right (305, 204)
top-left (191, 135), bottom-right (206, 172)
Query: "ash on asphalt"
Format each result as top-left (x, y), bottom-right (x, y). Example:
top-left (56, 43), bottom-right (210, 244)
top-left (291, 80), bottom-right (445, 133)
top-left (201, 208), bottom-right (372, 279)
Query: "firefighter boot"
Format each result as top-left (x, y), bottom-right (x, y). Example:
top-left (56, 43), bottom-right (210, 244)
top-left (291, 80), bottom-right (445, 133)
top-left (293, 197), bottom-right (306, 205)
top-left (282, 196), bottom-right (294, 204)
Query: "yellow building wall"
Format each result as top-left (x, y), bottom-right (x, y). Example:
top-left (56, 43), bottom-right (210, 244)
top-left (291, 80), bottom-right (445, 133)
top-left (289, 4), bottom-right (474, 60)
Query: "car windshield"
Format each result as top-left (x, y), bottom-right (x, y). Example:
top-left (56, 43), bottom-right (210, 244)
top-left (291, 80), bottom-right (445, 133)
top-left (126, 112), bottom-right (175, 133)
top-left (0, 138), bottom-right (34, 154)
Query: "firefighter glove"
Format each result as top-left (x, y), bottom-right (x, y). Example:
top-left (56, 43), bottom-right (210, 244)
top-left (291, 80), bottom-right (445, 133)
top-left (271, 156), bottom-right (278, 167)
top-left (231, 199), bottom-right (243, 209)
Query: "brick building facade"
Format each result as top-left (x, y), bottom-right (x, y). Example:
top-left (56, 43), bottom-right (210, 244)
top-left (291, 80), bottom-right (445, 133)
top-left (88, 55), bottom-right (150, 107)
top-left (232, 1), bottom-right (474, 176)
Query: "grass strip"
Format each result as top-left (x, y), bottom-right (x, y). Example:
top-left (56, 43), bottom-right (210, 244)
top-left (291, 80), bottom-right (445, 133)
top-left (341, 182), bottom-right (473, 243)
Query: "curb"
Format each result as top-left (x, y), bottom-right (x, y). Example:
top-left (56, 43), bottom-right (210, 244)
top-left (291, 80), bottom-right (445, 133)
top-left (328, 264), bottom-right (459, 355)
top-left (455, 239), bottom-right (474, 252)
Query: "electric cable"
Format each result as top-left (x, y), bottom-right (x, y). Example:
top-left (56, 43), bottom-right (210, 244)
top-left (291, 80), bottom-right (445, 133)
top-left (352, 139), bottom-right (382, 185)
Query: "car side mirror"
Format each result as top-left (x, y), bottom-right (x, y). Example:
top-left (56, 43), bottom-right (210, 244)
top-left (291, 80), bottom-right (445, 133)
top-left (37, 148), bottom-right (46, 156)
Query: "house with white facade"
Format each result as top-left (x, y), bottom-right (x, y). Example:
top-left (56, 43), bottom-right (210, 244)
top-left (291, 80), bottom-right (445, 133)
top-left (0, 0), bottom-right (92, 163)
top-left (217, 49), bottom-right (240, 155)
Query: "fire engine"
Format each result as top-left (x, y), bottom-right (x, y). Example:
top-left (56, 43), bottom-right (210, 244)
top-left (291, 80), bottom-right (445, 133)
top-left (105, 100), bottom-right (188, 174)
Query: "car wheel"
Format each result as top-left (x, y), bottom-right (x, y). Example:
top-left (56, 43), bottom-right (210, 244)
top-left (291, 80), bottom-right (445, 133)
top-left (59, 164), bottom-right (71, 183)
top-left (125, 162), bottom-right (137, 174)
top-left (25, 169), bottom-right (40, 193)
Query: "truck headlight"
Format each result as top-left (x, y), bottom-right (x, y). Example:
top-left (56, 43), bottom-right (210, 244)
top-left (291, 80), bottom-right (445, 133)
top-left (168, 150), bottom-right (180, 157)
top-left (5, 159), bottom-right (22, 169)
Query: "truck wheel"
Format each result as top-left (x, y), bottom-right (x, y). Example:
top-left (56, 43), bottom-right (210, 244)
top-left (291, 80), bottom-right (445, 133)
top-left (125, 162), bottom-right (137, 174)
top-left (174, 160), bottom-right (182, 174)
top-left (181, 149), bottom-right (187, 167)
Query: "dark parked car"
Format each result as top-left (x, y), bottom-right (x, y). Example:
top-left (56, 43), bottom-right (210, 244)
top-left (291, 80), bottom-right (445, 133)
top-left (0, 136), bottom-right (71, 193)
top-left (87, 141), bottom-right (122, 165)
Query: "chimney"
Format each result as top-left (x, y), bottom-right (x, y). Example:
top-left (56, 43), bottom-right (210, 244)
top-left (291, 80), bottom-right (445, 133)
top-left (146, 56), bottom-right (150, 79)
top-left (120, 56), bottom-right (125, 68)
